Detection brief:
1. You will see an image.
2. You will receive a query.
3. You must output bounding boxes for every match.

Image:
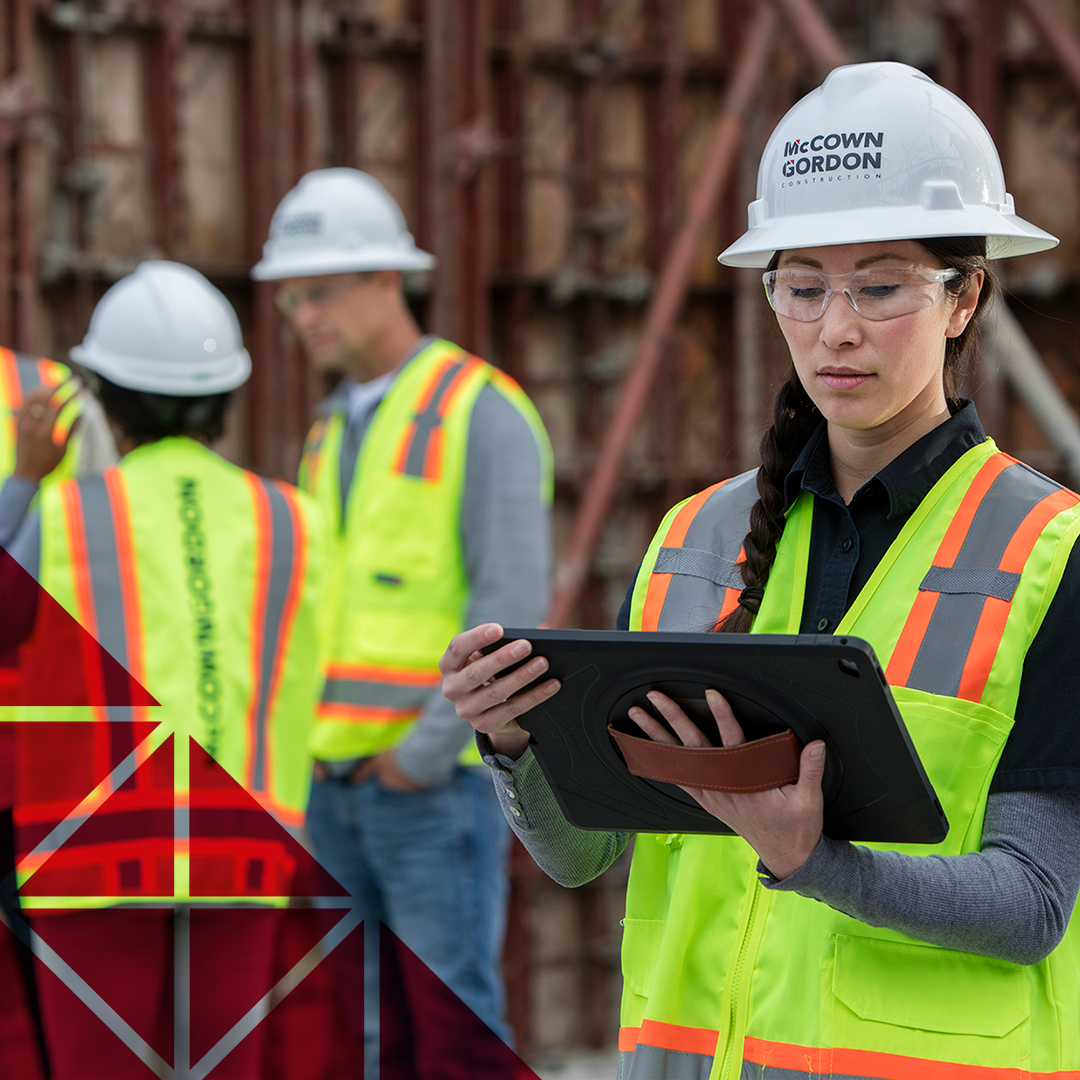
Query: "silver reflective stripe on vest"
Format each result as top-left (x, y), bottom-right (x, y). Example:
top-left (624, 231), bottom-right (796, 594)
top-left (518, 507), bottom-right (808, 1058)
top-left (655, 547), bottom-right (745, 589)
top-left (906, 461), bottom-right (1057, 697)
top-left (249, 479), bottom-right (296, 792)
top-left (320, 677), bottom-right (431, 711)
top-left (15, 353), bottom-right (41, 395)
top-left (400, 360), bottom-right (465, 478)
top-left (78, 475), bottom-right (136, 760)
top-left (657, 469), bottom-right (758, 632)
top-left (621, 1046), bottom-right (713, 1079)
top-left (919, 565), bottom-right (1020, 602)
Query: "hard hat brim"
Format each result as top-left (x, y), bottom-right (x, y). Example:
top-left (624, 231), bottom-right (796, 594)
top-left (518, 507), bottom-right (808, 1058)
top-left (70, 343), bottom-right (252, 396)
top-left (718, 205), bottom-right (1059, 267)
top-left (251, 245), bottom-right (436, 281)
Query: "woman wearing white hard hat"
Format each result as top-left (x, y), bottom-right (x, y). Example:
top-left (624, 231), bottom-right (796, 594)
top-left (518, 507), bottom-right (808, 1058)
top-left (442, 62), bottom-right (1080, 1077)
top-left (4, 261), bottom-right (327, 1080)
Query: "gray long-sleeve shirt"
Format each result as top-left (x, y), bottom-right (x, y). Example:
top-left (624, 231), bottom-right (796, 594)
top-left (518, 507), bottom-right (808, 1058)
top-left (479, 738), bottom-right (1080, 966)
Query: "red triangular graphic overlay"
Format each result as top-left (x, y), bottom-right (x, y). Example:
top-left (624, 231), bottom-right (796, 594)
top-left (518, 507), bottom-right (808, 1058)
top-left (29, 906), bottom-right (175, 1070)
top-left (261, 906), bottom-right (364, 1079)
top-left (0, 542), bottom-right (158, 706)
top-left (19, 735), bottom-right (174, 897)
top-left (189, 906), bottom-right (353, 1076)
top-left (381, 923), bottom-right (542, 1080)
top-left (189, 739), bottom-right (349, 898)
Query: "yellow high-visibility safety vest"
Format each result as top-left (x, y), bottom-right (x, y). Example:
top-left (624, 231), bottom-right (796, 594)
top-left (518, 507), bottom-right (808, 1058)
top-left (622, 439), bottom-right (1080, 1079)
top-left (16, 437), bottom-right (327, 908)
top-left (0, 347), bottom-right (82, 481)
top-left (299, 337), bottom-right (552, 764)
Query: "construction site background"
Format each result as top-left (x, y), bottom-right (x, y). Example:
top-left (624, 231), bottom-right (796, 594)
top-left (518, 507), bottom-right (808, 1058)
top-left (2, 0), bottom-right (1080, 1065)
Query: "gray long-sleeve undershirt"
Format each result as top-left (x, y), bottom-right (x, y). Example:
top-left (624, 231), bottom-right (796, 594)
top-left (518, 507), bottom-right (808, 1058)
top-left (479, 738), bottom-right (1080, 966)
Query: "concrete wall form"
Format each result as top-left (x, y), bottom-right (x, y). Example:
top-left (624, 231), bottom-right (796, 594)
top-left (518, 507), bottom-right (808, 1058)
top-left (7, 0), bottom-right (1080, 1057)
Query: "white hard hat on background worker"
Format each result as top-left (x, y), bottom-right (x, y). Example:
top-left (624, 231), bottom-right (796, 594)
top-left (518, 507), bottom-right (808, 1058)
top-left (251, 168), bottom-right (435, 280)
top-left (719, 60), bottom-right (1058, 267)
top-left (70, 260), bottom-right (251, 394)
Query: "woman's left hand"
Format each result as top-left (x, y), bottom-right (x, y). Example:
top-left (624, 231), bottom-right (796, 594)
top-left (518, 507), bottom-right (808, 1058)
top-left (628, 688), bottom-right (826, 879)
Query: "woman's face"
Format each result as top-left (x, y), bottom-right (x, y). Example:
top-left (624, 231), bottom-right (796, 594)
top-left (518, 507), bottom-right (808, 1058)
top-left (774, 241), bottom-right (982, 438)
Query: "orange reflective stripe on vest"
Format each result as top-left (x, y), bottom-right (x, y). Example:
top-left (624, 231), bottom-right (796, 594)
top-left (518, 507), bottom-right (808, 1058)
top-left (243, 475), bottom-right (307, 818)
top-left (639, 470), bottom-right (760, 633)
top-left (392, 355), bottom-right (485, 480)
top-left (618, 1020), bottom-right (718, 1079)
top-left (886, 454), bottom-right (1080, 700)
top-left (0, 347), bottom-right (66, 457)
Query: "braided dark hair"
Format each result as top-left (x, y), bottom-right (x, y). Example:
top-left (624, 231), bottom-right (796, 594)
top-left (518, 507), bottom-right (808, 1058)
top-left (716, 236), bottom-right (997, 633)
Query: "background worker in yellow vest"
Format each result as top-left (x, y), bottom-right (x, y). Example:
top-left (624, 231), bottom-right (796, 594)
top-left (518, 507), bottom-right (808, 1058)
top-left (444, 63), bottom-right (1080, 1079)
top-left (5, 260), bottom-right (326, 1080)
top-left (253, 168), bottom-right (552, 1078)
top-left (0, 347), bottom-right (115, 1077)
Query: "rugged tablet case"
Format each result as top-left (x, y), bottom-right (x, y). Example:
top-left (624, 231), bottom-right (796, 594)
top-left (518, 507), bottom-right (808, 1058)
top-left (492, 629), bottom-right (948, 844)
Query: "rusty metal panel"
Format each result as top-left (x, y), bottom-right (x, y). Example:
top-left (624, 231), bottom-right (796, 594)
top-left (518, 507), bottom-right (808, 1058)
top-left (83, 35), bottom-right (154, 260)
top-left (180, 42), bottom-right (245, 267)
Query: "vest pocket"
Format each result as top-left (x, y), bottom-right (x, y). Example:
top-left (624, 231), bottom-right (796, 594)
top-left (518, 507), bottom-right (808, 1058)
top-left (620, 918), bottom-right (667, 1002)
top-left (831, 934), bottom-right (1029, 1065)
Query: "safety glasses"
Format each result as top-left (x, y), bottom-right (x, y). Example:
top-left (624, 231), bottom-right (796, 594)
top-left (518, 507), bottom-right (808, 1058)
top-left (762, 266), bottom-right (960, 322)
top-left (274, 274), bottom-right (371, 317)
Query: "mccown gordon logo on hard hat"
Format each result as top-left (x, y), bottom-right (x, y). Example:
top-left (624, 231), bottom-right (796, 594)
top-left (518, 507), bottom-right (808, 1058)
top-left (781, 131), bottom-right (883, 181)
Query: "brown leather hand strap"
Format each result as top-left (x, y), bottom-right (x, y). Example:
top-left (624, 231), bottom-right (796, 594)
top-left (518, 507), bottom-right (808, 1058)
top-left (607, 725), bottom-right (802, 793)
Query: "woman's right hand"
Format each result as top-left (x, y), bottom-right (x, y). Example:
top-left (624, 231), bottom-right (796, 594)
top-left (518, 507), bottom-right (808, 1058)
top-left (439, 622), bottom-right (561, 760)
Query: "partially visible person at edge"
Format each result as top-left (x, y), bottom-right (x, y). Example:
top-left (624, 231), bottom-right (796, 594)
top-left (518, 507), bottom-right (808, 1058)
top-left (442, 62), bottom-right (1080, 1080)
top-left (0, 343), bottom-right (115, 1077)
top-left (253, 168), bottom-right (552, 1079)
top-left (1, 261), bottom-right (326, 1080)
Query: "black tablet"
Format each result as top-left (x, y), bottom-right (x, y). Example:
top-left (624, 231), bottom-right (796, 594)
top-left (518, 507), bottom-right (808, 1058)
top-left (492, 629), bottom-right (948, 844)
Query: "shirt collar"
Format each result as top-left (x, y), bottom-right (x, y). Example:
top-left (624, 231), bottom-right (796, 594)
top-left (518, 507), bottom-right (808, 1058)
top-left (784, 400), bottom-right (987, 518)
top-left (317, 334), bottom-right (439, 418)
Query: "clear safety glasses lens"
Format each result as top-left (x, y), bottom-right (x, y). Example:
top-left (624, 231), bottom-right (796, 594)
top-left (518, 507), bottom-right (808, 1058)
top-left (274, 274), bottom-right (371, 318)
top-left (762, 267), bottom-right (961, 322)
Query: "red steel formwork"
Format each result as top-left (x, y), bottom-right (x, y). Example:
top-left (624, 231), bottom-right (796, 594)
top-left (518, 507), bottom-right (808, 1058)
top-left (5, 0), bottom-right (1080, 1059)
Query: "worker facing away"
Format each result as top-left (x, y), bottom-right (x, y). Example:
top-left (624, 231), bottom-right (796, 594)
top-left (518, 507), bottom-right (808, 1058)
top-left (6, 260), bottom-right (327, 1080)
top-left (253, 167), bottom-right (552, 1079)
top-left (443, 61), bottom-right (1080, 1078)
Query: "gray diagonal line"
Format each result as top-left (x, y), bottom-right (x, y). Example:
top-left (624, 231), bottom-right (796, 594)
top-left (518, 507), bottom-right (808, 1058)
top-left (19, 737), bottom-right (146, 864)
top-left (189, 905), bottom-right (363, 1080)
top-left (25, 914), bottom-right (175, 1079)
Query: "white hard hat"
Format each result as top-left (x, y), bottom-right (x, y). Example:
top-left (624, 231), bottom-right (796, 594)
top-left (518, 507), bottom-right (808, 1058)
top-left (251, 168), bottom-right (435, 280)
top-left (70, 261), bottom-right (251, 395)
top-left (719, 61), bottom-right (1058, 268)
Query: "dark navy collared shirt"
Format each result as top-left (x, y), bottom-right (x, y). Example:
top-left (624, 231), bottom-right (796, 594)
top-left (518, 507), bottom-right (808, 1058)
top-left (618, 401), bottom-right (1080, 792)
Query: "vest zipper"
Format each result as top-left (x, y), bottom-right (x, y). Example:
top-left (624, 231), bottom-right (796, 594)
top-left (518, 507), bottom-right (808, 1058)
top-left (714, 867), bottom-right (769, 1080)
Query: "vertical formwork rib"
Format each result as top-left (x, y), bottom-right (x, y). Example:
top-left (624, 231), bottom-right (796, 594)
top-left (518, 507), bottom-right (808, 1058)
top-left (245, 0), bottom-right (283, 477)
top-left (14, 0), bottom-right (34, 351)
top-left (149, 0), bottom-right (184, 261)
top-left (547, 3), bottom-right (777, 629)
top-left (0, 0), bottom-right (13, 347)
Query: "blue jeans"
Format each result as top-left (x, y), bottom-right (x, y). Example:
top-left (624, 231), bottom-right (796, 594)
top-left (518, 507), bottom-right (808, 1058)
top-left (307, 765), bottom-right (513, 1079)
